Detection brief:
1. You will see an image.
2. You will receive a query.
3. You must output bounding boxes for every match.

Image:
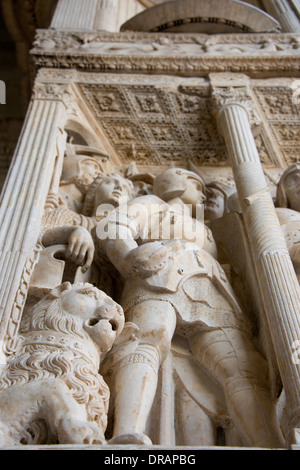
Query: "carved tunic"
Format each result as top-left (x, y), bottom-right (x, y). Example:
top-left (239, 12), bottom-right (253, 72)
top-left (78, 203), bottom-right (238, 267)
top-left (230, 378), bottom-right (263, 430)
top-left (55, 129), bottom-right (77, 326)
top-left (99, 195), bottom-right (251, 334)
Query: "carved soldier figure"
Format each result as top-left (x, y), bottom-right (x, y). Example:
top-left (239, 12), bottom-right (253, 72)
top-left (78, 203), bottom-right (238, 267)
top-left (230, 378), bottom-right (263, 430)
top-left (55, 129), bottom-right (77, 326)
top-left (42, 168), bottom-right (284, 447)
top-left (95, 167), bottom-right (284, 448)
top-left (43, 143), bottom-right (107, 225)
top-left (41, 172), bottom-right (135, 297)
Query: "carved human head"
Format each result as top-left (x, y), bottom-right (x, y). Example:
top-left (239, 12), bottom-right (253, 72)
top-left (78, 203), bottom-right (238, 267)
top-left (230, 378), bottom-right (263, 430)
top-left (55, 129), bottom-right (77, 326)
top-left (83, 173), bottom-right (134, 215)
top-left (60, 144), bottom-right (108, 192)
top-left (204, 181), bottom-right (239, 222)
top-left (153, 167), bottom-right (206, 206)
top-left (276, 163), bottom-right (300, 211)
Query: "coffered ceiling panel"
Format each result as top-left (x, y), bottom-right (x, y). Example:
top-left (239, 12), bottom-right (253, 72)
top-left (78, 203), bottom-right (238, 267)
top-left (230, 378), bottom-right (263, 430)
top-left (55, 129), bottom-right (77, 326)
top-left (78, 81), bottom-right (228, 167)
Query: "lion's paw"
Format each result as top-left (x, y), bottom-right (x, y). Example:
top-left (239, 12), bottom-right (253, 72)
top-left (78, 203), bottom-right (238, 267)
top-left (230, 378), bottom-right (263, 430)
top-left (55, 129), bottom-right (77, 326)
top-left (58, 416), bottom-right (106, 445)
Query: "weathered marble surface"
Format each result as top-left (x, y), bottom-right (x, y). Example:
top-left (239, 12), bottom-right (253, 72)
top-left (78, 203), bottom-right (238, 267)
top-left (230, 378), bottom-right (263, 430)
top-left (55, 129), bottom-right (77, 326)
top-left (1, 0), bottom-right (300, 451)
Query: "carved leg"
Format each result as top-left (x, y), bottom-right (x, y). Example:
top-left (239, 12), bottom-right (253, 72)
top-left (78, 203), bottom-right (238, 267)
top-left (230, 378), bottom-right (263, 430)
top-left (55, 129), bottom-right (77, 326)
top-left (0, 380), bottom-right (106, 445)
top-left (176, 386), bottom-right (217, 446)
top-left (110, 300), bottom-right (176, 445)
top-left (41, 380), bottom-right (106, 445)
top-left (0, 422), bottom-right (13, 447)
top-left (189, 328), bottom-right (285, 448)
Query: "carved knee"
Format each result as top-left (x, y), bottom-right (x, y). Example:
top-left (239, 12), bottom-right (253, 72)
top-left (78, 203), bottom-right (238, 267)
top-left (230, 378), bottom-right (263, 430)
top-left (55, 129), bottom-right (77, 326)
top-left (138, 326), bottom-right (172, 363)
top-left (120, 343), bottom-right (161, 374)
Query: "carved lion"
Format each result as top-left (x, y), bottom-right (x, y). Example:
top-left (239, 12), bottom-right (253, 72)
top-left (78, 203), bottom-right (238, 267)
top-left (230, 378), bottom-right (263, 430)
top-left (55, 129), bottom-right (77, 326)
top-left (0, 282), bottom-right (124, 447)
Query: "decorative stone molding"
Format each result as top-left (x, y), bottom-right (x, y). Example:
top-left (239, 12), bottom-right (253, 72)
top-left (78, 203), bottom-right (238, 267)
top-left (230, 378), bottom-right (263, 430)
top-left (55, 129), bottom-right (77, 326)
top-left (32, 82), bottom-right (73, 104)
top-left (30, 30), bottom-right (300, 77)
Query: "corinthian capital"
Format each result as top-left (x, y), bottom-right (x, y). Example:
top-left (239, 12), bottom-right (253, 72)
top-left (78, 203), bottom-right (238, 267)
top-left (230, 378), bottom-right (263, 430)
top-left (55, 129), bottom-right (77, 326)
top-left (209, 73), bottom-right (262, 129)
top-left (32, 81), bottom-right (73, 108)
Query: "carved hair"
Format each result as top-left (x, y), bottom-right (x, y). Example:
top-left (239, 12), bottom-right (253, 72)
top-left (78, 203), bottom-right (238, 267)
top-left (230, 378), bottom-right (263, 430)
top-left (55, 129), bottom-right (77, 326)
top-left (83, 173), bottom-right (134, 216)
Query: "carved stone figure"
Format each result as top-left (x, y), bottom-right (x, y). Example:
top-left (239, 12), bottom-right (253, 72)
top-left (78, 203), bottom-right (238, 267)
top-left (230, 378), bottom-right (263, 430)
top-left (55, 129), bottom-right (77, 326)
top-left (82, 172), bottom-right (134, 218)
top-left (41, 174), bottom-right (135, 298)
top-left (58, 143), bottom-right (107, 212)
top-left (95, 167), bottom-right (284, 448)
top-left (43, 144), bottom-right (110, 230)
top-left (205, 180), bottom-right (240, 222)
top-left (0, 282), bottom-right (124, 446)
top-left (276, 163), bottom-right (300, 212)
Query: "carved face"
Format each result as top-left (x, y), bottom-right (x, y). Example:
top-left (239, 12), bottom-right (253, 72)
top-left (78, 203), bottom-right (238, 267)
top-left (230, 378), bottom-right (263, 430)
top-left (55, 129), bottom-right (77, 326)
top-left (153, 168), bottom-right (206, 208)
top-left (204, 187), bottom-right (225, 221)
top-left (94, 175), bottom-right (133, 209)
top-left (61, 155), bottom-right (102, 187)
top-left (60, 285), bottom-right (125, 354)
top-left (283, 169), bottom-right (300, 212)
top-left (180, 176), bottom-right (206, 206)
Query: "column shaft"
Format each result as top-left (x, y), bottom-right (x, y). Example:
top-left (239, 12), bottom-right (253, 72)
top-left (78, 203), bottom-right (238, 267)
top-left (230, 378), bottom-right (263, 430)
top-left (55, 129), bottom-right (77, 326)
top-left (218, 102), bottom-right (300, 432)
top-left (51, 0), bottom-right (99, 30)
top-left (263, 0), bottom-right (300, 32)
top-left (51, 0), bottom-right (143, 32)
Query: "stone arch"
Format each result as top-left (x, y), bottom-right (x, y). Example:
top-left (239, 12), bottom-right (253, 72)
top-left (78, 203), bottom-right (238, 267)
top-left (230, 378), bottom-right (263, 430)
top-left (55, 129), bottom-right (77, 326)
top-left (121, 0), bottom-right (280, 33)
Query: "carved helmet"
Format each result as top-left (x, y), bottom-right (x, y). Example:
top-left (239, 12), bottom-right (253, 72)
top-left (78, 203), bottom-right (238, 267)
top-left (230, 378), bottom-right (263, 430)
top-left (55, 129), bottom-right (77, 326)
top-left (276, 162), bottom-right (300, 208)
top-left (60, 144), bottom-right (109, 187)
top-left (153, 167), bottom-right (206, 201)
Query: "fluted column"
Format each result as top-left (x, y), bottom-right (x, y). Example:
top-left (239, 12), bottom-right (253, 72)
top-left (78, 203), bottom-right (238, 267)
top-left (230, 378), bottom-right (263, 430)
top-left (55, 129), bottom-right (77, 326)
top-left (211, 75), bottom-right (300, 444)
top-left (51, 0), bottom-right (99, 30)
top-left (0, 82), bottom-right (69, 361)
top-left (96, 0), bottom-right (121, 31)
top-left (263, 0), bottom-right (300, 32)
top-left (51, 0), bottom-right (144, 32)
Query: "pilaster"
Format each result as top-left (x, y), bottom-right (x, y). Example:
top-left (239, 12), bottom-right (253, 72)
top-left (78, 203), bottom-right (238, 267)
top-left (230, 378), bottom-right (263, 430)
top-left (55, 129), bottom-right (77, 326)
top-left (50, 0), bottom-right (99, 30)
top-left (0, 81), bottom-right (70, 361)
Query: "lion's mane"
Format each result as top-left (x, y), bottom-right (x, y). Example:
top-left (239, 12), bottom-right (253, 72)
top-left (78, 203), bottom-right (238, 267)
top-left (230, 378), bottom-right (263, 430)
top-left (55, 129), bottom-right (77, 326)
top-left (0, 284), bottom-right (109, 433)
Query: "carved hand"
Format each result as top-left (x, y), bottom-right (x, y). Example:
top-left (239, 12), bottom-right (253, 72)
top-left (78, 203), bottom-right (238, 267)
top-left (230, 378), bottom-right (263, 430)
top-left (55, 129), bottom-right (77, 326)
top-left (66, 226), bottom-right (95, 272)
top-left (124, 241), bottom-right (168, 278)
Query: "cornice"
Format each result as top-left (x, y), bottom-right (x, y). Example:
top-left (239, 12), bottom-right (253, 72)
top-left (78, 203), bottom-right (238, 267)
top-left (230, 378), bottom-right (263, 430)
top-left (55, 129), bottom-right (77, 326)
top-left (30, 30), bottom-right (300, 77)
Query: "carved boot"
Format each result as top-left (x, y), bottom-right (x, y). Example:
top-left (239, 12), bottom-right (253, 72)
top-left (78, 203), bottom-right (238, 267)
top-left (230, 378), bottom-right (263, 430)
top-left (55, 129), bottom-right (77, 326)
top-left (109, 344), bottom-right (160, 446)
top-left (225, 377), bottom-right (286, 448)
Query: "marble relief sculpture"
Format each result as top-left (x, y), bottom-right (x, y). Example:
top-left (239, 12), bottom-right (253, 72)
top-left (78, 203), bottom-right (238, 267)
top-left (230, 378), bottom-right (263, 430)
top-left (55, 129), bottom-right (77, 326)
top-left (3, 0), bottom-right (300, 451)
top-left (0, 282), bottom-right (124, 446)
top-left (43, 142), bottom-right (109, 230)
top-left (21, 160), bottom-right (288, 448)
top-left (105, 168), bottom-right (284, 448)
top-left (41, 173), bottom-right (135, 299)
top-left (51, 165), bottom-right (282, 448)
